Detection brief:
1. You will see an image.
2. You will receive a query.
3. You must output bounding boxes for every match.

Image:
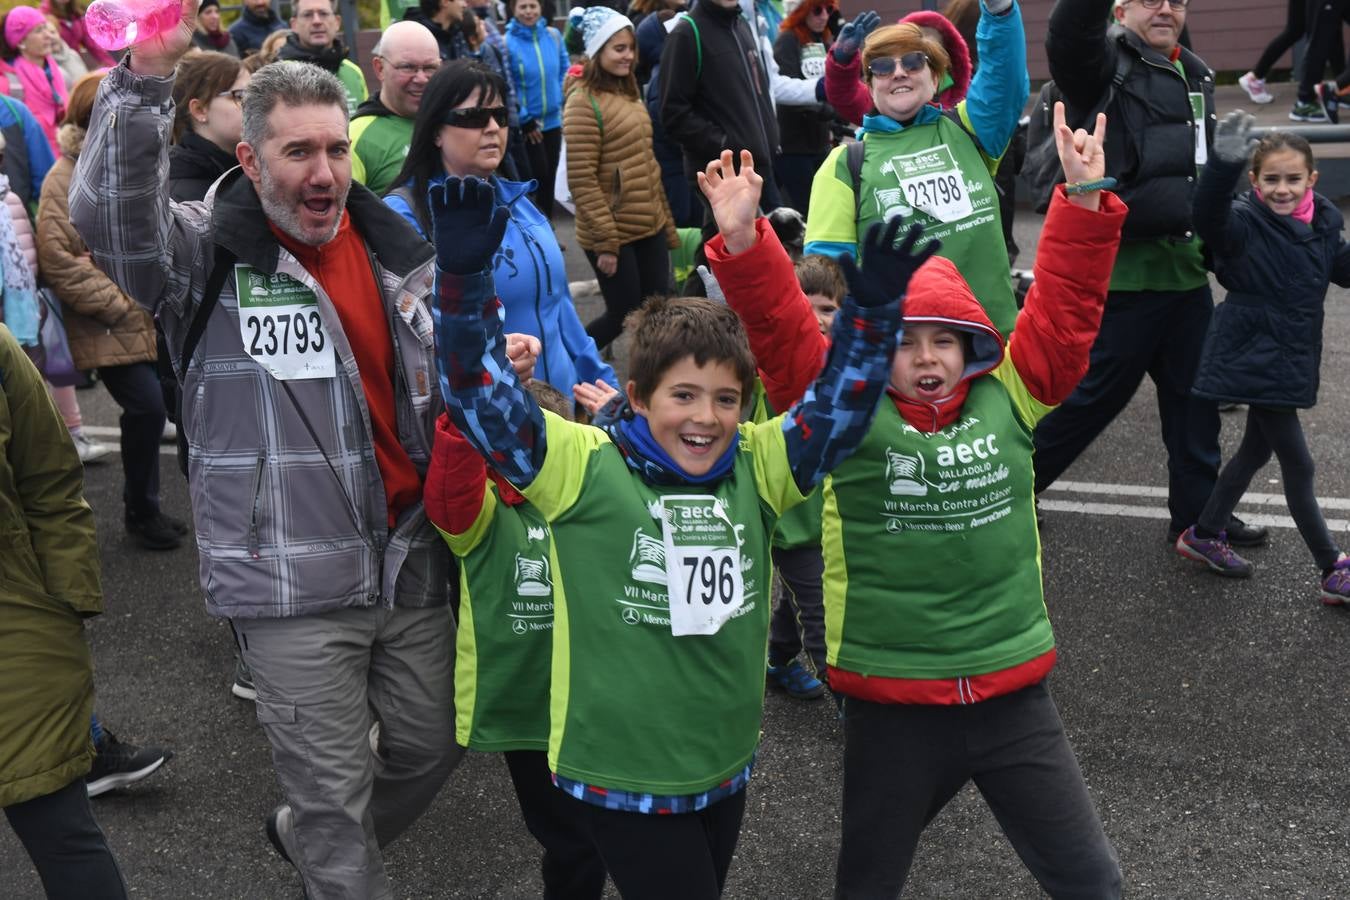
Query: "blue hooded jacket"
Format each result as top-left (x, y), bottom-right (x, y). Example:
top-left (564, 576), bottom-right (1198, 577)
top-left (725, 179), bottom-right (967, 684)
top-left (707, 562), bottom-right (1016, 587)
top-left (505, 19), bottom-right (569, 131)
top-left (386, 174), bottom-right (617, 399)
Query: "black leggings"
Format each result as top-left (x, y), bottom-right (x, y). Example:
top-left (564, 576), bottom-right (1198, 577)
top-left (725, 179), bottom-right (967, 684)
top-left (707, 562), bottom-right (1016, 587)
top-left (4, 777), bottom-right (128, 899)
top-left (98, 361), bottom-right (166, 520)
top-left (503, 751), bottom-right (607, 900)
top-left (557, 788), bottom-right (748, 899)
top-left (524, 127), bottom-right (563, 221)
top-left (1298, 0), bottom-right (1350, 100)
top-left (1198, 406), bottom-right (1341, 570)
top-left (584, 231), bottom-right (673, 349)
top-left (1253, 0), bottom-right (1309, 78)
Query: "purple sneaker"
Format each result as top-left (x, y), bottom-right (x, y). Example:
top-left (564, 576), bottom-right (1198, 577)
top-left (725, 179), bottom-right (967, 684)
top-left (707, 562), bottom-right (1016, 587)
top-left (1320, 558), bottom-right (1350, 606)
top-left (1176, 526), bottom-right (1253, 578)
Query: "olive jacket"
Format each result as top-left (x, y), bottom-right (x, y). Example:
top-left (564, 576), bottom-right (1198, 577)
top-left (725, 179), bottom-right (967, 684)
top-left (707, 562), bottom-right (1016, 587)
top-left (0, 324), bottom-right (102, 807)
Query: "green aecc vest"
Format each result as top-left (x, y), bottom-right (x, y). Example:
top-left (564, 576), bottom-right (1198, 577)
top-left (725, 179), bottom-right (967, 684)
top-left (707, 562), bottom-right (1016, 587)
top-left (821, 374), bottom-right (1053, 680)
top-left (443, 489), bottom-right (554, 751)
top-left (840, 116), bottom-right (1016, 337)
top-left (525, 415), bottom-right (804, 795)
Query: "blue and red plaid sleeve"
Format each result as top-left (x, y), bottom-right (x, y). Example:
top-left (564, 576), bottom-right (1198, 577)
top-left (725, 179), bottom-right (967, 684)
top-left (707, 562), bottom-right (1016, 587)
top-left (781, 293), bottom-right (903, 494)
top-left (432, 268), bottom-right (546, 489)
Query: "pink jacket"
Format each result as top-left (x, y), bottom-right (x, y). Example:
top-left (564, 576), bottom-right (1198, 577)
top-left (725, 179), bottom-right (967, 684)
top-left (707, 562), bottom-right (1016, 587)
top-left (5, 184), bottom-right (38, 279)
top-left (0, 56), bottom-right (68, 155)
top-left (823, 10), bottom-right (973, 126)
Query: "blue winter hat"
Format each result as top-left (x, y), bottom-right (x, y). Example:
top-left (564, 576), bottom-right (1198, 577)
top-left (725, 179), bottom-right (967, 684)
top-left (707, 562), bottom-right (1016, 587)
top-left (568, 6), bottom-right (634, 59)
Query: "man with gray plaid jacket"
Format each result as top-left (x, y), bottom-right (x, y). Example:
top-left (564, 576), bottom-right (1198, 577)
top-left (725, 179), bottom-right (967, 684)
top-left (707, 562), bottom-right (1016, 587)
top-left (69, 1), bottom-right (539, 896)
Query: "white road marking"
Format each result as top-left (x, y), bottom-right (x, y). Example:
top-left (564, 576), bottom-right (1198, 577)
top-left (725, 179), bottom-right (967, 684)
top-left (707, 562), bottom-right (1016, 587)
top-left (1042, 481), bottom-right (1350, 532)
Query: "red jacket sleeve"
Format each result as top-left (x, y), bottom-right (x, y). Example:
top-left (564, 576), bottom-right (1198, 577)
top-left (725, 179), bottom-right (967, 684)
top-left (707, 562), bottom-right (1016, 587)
top-left (705, 218), bottom-right (829, 411)
top-left (424, 413), bottom-right (490, 537)
top-left (1009, 186), bottom-right (1128, 406)
top-left (824, 52), bottom-right (872, 126)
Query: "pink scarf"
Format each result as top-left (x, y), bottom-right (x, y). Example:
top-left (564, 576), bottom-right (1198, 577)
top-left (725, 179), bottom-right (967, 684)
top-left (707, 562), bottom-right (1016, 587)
top-left (1254, 186), bottom-right (1316, 224)
top-left (3, 55), bottom-right (68, 155)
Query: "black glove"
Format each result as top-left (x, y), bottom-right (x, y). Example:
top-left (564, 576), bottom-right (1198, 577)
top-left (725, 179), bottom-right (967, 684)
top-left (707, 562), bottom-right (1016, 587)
top-left (836, 217), bottom-right (941, 312)
top-left (428, 177), bottom-right (509, 276)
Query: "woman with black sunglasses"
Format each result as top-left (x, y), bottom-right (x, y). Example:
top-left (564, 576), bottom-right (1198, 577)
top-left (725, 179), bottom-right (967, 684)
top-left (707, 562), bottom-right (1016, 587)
top-left (804, 2), bottom-right (1026, 339)
top-left (385, 60), bottom-right (617, 405)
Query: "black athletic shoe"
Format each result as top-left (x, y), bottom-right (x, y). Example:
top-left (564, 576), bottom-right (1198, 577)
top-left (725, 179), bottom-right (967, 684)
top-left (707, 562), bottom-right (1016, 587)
top-left (125, 512), bottom-right (184, 550)
top-left (86, 731), bottom-right (172, 798)
top-left (1168, 516), bottom-right (1268, 548)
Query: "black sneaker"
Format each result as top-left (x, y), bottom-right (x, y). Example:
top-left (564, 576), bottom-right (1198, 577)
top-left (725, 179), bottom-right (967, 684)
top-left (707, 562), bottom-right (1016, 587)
top-left (86, 731), bottom-right (172, 798)
top-left (125, 512), bottom-right (184, 550)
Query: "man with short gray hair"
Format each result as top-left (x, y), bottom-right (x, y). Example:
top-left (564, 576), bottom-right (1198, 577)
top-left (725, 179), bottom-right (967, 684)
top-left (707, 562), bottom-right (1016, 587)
top-left (69, 4), bottom-right (539, 896)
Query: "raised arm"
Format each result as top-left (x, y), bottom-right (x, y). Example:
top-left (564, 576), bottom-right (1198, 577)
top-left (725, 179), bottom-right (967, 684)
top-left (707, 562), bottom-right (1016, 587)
top-left (782, 218), bottom-right (939, 492)
top-left (959, 0), bottom-right (1029, 160)
top-left (822, 11), bottom-right (879, 126)
top-left (1190, 111), bottom-right (1255, 258)
top-left (68, 0), bottom-right (207, 324)
top-left (700, 151), bottom-right (827, 409)
top-left (1045, 0), bottom-right (1118, 113)
top-left (430, 177), bottom-right (548, 489)
top-left (1007, 103), bottom-right (1127, 406)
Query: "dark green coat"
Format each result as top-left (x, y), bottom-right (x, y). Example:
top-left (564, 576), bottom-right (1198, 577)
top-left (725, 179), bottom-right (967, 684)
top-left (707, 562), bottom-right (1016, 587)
top-left (0, 324), bottom-right (102, 808)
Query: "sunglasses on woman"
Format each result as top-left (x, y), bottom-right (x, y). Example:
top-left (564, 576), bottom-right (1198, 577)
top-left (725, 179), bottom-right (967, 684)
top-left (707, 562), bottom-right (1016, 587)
top-left (444, 106), bottom-right (509, 129)
top-left (867, 51), bottom-right (929, 79)
top-left (809, 4), bottom-right (833, 13)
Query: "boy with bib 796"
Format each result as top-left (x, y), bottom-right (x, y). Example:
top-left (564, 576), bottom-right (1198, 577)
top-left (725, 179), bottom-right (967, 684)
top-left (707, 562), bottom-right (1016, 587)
top-left (427, 175), bottom-right (936, 899)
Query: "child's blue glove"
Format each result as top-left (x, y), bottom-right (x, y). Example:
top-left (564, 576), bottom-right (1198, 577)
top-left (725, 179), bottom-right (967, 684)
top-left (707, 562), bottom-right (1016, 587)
top-left (832, 11), bottom-right (880, 65)
top-left (836, 217), bottom-right (941, 311)
top-left (428, 176), bottom-right (509, 275)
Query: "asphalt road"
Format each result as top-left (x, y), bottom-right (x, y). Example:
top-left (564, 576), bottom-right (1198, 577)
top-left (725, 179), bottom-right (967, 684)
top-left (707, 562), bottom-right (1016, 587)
top-left (3, 206), bottom-right (1349, 899)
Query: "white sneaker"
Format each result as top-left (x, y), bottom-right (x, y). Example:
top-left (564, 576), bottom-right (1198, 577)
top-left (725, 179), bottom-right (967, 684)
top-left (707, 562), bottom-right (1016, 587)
top-left (73, 432), bottom-right (113, 464)
top-left (1239, 72), bottom-right (1274, 105)
top-left (161, 420), bottom-right (177, 444)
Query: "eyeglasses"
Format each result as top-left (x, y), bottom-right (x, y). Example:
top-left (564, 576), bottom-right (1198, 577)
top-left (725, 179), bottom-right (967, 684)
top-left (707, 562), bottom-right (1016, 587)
top-left (217, 88), bottom-right (246, 105)
top-left (379, 58), bottom-right (442, 78)
top-left (1124, 0), bottom-right (1188, 8)
top-left (867, 51), bottom-right (929, 79)
top-left (809, 4), bottom-right (832, 13)
top-left (444, 106), bottom-right (509, 129)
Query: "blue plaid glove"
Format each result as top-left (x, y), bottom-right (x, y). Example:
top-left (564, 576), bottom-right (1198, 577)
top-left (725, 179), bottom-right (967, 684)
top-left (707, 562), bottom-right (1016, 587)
top-left (428, 176), bottom-right (509, 275)
top-left (836, 217), bottom-right (941, 311)
top-left (833, 11), bottom-right (880, 65)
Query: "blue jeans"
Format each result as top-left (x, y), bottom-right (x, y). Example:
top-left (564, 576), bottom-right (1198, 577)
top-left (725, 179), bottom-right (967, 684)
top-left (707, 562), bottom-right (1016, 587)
top-left (1032, 285), bottom-right (1221, 532)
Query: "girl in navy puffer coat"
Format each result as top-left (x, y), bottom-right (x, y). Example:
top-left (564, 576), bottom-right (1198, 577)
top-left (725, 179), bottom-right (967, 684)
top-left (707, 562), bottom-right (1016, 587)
top-left (1177, 119), bottom-right (1350, 604)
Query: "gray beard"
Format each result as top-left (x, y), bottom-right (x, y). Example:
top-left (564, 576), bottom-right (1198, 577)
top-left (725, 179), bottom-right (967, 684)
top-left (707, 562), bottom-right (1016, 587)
top-left (258, 158), bottom-right (349, 247)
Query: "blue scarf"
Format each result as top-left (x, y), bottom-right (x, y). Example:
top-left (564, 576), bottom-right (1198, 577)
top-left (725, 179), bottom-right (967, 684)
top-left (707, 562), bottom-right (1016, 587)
top-left (604, 413), bottom-right (739, 486)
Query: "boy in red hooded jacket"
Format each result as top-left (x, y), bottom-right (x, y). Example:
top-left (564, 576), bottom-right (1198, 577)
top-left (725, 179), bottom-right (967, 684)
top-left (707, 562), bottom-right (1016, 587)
top-left (700, 102), bottom-right (1127, 896)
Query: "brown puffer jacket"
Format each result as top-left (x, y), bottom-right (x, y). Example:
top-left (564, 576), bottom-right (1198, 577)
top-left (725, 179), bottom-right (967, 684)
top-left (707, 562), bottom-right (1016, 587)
top-left (37, 124), bottom-right (156, 370)
top-left (563, 86), bottom-right (678, 256)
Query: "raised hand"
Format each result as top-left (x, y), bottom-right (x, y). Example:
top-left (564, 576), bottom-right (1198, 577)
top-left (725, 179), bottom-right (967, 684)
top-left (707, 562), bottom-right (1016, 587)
top-left (836, 217), bottom-right (941, 312)
top-left (573, 379), bottom-right (620, 416)
top-left (505, 333), bottom-right (540, 382)
top-left (1053, 101), bottom-right (1108, 209)
top-left (429, 177), bottom-right (508, 276)
top-left (126, 0), bottom-right (198, 76)
top-left (697, 150), bottom-right (762, 256)
top-left (832, 11), bottom-right (880, 65)
top-left (1212, 110), bottom-right (1256, 165)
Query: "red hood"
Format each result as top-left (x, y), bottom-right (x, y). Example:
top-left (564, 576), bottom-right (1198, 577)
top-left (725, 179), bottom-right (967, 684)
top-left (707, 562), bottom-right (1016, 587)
top-left (899, 10), bottom-right (972, 107)
top-left (890, 254), bottom-right (1003, 433)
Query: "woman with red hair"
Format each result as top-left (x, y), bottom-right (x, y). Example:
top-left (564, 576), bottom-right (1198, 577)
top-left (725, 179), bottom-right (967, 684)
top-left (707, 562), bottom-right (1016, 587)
top-left (773, 0), bottom-right (839, 214)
